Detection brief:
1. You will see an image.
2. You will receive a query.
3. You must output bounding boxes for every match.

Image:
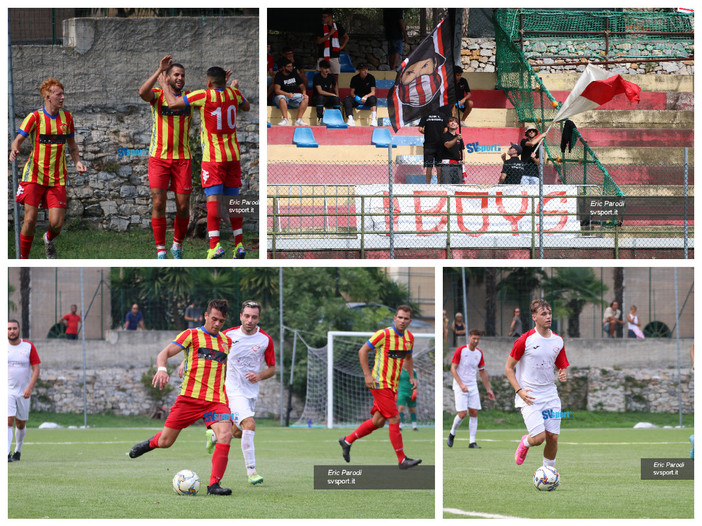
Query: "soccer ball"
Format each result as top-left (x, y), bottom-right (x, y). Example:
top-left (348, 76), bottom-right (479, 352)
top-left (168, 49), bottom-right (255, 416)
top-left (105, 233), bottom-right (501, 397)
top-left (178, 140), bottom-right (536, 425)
top-left (533, 465), bottom-right (560, 491)
top-left (172, 469), bottom-right (201, 495)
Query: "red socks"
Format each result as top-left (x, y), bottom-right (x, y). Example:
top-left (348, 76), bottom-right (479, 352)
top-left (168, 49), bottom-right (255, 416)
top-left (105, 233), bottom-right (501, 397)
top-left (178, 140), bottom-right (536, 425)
top-left (151, 216), bottom-right (167, 253)
top-left (229, 216), bottom-right (243, 246)
top-left (19, 234), bottom-right (33, 259)
top-left (206, 201), bottom-right (220, 249)
top-left (173, 215), bottom-right (189, 246)
top-left (210, 442), bottom-right (230, 486)
top-left (45, 229), bottom-right (59, 242)
top-left (388, 423), bottom-right (405, 463)
top-left (345, 418), bottom-right (378, 444)
top-left (149, 432), bottom-right (162, 449)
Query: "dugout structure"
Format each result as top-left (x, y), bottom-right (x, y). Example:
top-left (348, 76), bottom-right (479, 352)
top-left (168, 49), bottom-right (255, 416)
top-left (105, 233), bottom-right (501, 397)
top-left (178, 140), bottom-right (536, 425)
top-left (296, 331), bottom-right (435, 428)
top-left (493, 8), bottom-right (693, 196)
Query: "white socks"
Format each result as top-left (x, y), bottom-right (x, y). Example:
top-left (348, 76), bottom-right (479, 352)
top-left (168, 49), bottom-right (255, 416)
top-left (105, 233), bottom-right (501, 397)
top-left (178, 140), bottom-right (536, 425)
top-left (450, 415), bottom-right (464, 435)
top-left (543, 456), bottom-right (556, 468)
top-left (469, 416), bottom-right (478, 443)
top-left (241, 429), bottom-right (256, 475)
top-left (523, 435), bottom-right (532, 448)
top-left (14, 426), bottom-right (26, 453)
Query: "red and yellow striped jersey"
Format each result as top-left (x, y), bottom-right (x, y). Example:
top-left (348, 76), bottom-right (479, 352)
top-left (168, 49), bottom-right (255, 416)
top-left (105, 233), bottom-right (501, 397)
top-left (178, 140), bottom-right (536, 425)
top-left (17, 108), bottom-right (75, 186)
top-left (184, 87), bottom-right (244, 162)
top-left (367, 325), bottom-right (414, 392)
top-left (174, 327), bottom-right (232, 403)
top-left (148, 88), bottom-right (192, 159)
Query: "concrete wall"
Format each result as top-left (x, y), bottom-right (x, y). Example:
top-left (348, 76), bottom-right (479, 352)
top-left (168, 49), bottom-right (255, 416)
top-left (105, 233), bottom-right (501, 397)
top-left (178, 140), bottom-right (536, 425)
top-left (9, 16), bottom-right (259, 232)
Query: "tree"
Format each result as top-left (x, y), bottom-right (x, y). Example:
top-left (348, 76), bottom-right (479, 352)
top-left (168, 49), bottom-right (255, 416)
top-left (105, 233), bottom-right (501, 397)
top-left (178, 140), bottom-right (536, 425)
top-left (497, 267), bottom-right (545, 334)
top-left (542, 268), bottom-right (608, 338)
top-left (20, 268), bottom-right (30, 338)
top-left (484, 268), bottom-right (497, 336)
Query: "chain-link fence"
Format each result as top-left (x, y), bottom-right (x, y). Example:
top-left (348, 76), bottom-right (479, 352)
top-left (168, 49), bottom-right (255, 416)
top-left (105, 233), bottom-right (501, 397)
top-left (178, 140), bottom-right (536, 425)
top-left (267, 155), bottom-right (693, 259)
top-left (443, 266), bottom-right (694, 341)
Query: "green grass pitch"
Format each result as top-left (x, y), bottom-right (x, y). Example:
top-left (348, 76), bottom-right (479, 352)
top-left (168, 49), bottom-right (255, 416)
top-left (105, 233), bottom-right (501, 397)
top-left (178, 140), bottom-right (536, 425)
top-left (443, 427), bottom-right (693, 519)
top-left (7, 425), bottom-right (434, 519)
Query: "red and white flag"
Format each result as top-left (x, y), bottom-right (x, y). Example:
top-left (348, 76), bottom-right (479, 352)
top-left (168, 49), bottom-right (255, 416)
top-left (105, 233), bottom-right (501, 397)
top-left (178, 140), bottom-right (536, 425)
top-left (552, 63), bottom-right (641, 123)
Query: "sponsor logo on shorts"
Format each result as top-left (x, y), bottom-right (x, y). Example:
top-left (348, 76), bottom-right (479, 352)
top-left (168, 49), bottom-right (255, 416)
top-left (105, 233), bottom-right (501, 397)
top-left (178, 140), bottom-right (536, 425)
top-left (16, 186), bottom-right (24, 197)
top-left (202, 169), bottom-right (210, 183)
top-left (541, 409), bottom-right (573, 420)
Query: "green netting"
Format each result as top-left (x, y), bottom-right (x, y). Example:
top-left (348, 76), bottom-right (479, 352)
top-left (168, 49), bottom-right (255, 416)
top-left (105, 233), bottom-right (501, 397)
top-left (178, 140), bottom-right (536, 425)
top-left (492, 9), bottom-right (692, 199)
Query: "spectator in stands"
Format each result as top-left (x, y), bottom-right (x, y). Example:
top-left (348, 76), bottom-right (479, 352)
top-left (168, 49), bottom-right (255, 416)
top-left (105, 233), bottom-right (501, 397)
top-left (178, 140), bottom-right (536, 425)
top-left (312, 60), bottom-right (341, 125)
top-left (273, 59), bottom-right (309, 127)
top-left (278, 46), bottom-right (305, 78)
top-left (124, 303), bottom-right (146, 331)
top-left (626, 305), bottom-right (644, 339)
top-left (418, 108), bottom-right (449, 184)
top-left (440, 117), bottom-right (464, 184)
top-left (383, 8), bottom-right (408, 71)
top-left (454, 66), bottom-right (473, 122)
top-left (61, 304), bottom-right (81, 340)
top-left (451, 312), bottom-right (466, 347)
top-left (521, 125), bottom-right (546, 182)
top-left (499, 143), bottom-right (525, 184)
top-left (508, 307), bottom-right (522, 338)
top-left (316, 9), bottom-right (349, 86)
top-left (343, 64), bottom-right (378, 127)
top-left (602, 300), bottom-right (624, 338)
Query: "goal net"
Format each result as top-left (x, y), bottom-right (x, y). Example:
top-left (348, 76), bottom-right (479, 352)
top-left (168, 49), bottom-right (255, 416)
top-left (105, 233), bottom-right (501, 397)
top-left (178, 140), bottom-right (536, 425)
top-left (295, 331), bottom-right (435, 428)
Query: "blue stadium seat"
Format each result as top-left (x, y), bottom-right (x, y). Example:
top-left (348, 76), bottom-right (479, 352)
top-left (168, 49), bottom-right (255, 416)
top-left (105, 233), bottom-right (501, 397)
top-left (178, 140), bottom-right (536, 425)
top-left (371, 128), bottom-right (393, 148)
top-left (376, 80), bottom-right (395, 89)
top-left (339, 53), bottom-right (355, 72)
top-left (392, 136), bottom-right (424, 146)
top-left (293, 128), bottom-right (318, 148)
top-left (320, 108), bottom-right (347, 129)
top-left (267, 122), bottom-right (271, 128)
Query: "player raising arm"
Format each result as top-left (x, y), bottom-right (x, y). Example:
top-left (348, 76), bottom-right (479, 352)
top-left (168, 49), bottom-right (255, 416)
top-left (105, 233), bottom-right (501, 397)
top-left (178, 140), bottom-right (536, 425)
top-left (10, 78), bottom-right (87, 259)
top-left (128, 299), bottom-right (235, 496)
top-left (505, 299), bottom-right (568, 470)
top-left (160, 67), bottom-right (251, 259)
top-left (138, 55), bottom-right (193, 259)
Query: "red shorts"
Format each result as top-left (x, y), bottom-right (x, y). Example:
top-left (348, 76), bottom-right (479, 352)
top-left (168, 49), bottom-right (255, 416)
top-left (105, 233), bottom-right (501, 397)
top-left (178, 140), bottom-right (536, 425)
top-left (370, 388), bottom-right (399, 419)
top-left (201, 160), bottom-right (241, 190)
top-left (16, 182), bottom-right (67, 209)
top-left (148, 157), bottom-right (193, 194)
top-left (164, 395), bottom-right (232, 430)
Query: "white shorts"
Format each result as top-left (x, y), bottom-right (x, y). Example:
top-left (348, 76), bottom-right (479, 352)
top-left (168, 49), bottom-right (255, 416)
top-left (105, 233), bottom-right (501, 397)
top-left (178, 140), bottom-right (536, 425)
top-left (228, 395), bottom-right (256, 430)
top-left (453, 386), bottom-right (481, 412)
top-left (521, 397), bottom-right (561, 436)
top-left (9, 392), bottom-right (30, 421)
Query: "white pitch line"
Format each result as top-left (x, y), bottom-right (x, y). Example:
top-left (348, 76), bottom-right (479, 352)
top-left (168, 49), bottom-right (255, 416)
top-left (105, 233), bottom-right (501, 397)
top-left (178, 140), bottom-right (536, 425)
top-left (449, 438), bottom-right (686, 445)
top-left (444, 508), bottom-right (525, 519)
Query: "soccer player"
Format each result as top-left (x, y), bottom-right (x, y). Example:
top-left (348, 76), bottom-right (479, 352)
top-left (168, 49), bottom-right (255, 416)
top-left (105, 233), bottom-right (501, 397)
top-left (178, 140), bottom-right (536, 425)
top-left (159, 67), bottom-right (251, 259)
top-left (8, 320), bottom-right (41, 462)
top-left (9, 78), bottom-right (87, 259)
top-left (447, 329), bottom-right (495, 449)
top-left (339, 306), bottom-right (422, 469)
top-left (138, 55), bottom-right (193, 259)
top-left (397, 367), bottom-right (418, 431)
top-left (203, 300), bottom-right (275, 485)
top-left (505, 299), bottom-right (569, 469)
top-left (128, 299), bottom-right (235, 496)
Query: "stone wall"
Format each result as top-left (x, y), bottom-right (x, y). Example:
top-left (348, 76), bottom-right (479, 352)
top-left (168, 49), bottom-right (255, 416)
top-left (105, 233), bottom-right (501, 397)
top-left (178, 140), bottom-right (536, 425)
top-left (442, 367), bottom-right (694, 415)
top-left (30, 332), bottom-right (303, 419)
top-left (9, 16), bottom-right (259, 232)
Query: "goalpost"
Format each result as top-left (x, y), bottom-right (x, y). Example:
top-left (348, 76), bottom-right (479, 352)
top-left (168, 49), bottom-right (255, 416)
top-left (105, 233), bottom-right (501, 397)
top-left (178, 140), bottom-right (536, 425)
top-left (295, 331), bottom-right (435, 429)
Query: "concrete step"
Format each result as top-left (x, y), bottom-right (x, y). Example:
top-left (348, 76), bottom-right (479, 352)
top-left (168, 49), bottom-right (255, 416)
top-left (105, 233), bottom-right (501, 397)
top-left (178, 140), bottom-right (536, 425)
top-left (268, 126), bottom-right (693, 148)
top-left (618, 185), bottom-right (695, 197)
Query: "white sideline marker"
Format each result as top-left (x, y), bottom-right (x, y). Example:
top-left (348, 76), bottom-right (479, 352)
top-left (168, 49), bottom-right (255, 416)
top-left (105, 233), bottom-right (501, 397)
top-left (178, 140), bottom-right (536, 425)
top-left (444, 508), bottom-right (525, 519)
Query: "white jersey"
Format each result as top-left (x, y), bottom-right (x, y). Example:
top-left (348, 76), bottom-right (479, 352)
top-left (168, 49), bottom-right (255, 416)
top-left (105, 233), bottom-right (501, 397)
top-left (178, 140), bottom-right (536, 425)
top-left (223, 326), bottom-right (275, 399)
top-left (510, 328), bottom-right (568, 408)
top-left (8, 339), bottom-right (41, 395)
top-left (451, 345), bottom-right (485, 390)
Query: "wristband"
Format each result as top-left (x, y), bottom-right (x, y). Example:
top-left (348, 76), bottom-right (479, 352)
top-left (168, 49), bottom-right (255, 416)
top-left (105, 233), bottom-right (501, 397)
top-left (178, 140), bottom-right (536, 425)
top-left (516, 388), bottom-right (523, 394)
top-left (157, 366), bottom-right (167, 373)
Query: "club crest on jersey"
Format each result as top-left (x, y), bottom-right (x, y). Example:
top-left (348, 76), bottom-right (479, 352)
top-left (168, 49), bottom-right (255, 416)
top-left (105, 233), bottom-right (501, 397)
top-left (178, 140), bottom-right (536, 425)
top-left (251, 345), bottom-right (261, 353)
top-left (553, 346), bottom-right (560, 354)
top-left (59, 123), bottom-right (68, 133)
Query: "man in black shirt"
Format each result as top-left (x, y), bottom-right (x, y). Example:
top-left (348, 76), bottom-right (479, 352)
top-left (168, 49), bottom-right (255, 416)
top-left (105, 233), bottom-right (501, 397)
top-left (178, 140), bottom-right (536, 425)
top-left (440, 117), bottom-right (464, 184)
top-left (520, 126), bottom-right (546, 183)
top-left (343, 64), bottom-right (378, 126)
top-left (383, 8), bottom-right (408, 71)
top-left (273, 59), bottom-right (309, 126)
top-left (418, 108), bottom-right (448, 184)
top-left (278, 47), bottom-right (305, 78)
top-left (499, 143), bottom-right (526, 184)
top-left (312, 60), bottom-right (341, 124)
top-left (454, 66), bottom-right (473, 122)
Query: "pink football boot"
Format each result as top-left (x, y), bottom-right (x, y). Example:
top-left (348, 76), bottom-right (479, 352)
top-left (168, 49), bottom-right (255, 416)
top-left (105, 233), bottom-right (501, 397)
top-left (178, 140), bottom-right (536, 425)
top-left (515, 434), bottom-right (530, 465)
